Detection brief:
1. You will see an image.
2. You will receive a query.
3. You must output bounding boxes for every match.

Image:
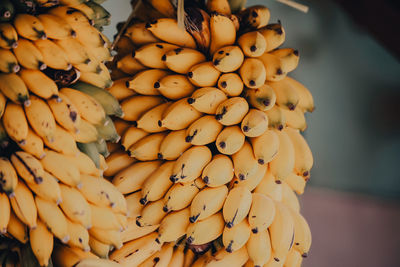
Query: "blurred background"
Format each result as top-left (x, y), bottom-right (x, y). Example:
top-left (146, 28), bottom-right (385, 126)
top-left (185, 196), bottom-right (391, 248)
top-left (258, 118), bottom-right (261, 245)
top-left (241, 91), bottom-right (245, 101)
top-left (102, 1), bottom-right (400, 266)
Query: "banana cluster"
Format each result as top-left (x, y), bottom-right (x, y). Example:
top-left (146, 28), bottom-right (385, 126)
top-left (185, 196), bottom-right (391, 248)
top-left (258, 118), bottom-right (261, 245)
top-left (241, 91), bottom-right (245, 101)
top-left (105, 0), bottom-right (314, 266)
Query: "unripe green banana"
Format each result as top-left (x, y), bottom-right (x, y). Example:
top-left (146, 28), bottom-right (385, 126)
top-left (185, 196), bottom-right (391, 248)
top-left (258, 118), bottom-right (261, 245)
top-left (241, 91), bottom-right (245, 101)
top-left (217, 73), bottom-right (244, 96)
top-left (188, 87), bottom-right (227, 114)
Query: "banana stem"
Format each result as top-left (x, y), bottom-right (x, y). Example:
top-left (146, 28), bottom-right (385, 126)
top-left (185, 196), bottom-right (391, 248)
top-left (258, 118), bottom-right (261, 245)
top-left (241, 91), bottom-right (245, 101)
top-left (177, 0), bottom-right (185, 30)
top-left (275, 0), bottom-right (309, 13)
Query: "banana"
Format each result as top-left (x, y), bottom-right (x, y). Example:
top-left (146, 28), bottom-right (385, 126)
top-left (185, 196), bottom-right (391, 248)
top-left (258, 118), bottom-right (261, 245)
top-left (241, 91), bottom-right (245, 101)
top-left (202, 154), bottom-right (234, 187)
top-left (76, 141), bottom-right (100, 169)
top-left (74, 258), bottom-right (122, 267)
top-left (288, 209), bottom-right (311, 258)
top-left (125, 22), bottom-right (160, 46)
top-left (79, 64), bottom-right (113, 89)
top-left (241, 109), bottom-right (268, 137)
top-left (248, 193), bottom-right (275, 233)
top-left (270, 48), bottom-right (299, 73)
top-left (112, 160), bottom-right (162, 194)
top-left (19, 69), bottom-right (59, 99)
top-left (269, 130), bottom-right (295, 182)
top-left (74, 24), bottom-right (108, 49)
top-left (158, 129), bottom-right (192, 160)
top-left (0, 74), bottom-right (29, 106)
top-left (232, 141), bottom-right (258, 181)
top-left (0, 48), bottom-right (19, 73)
top-left (188, 87), bottom-right (227, 114)
top-left (285, 128), bottom-right (313, 177)
top-left (209, 13), bottom-right (236, 55)
top-left (167, 245), bottom-right (184, 267)
top-left (54, 37), bottom-right (91, 65)
top-left (284, 77), bottom-right (314, 113)
top-left (281, 108), bottom-right (307, 131)
top-left (110, 232), bottom-right (162, 266)
top-left (281, 182), bottom-right (300, 213)
top-left (0, 91), bottom-right (5, 117)
top-left (268, 79), bottom-right (299, 111)
top-left (232, 163), bottom-right (267, 192)
top-left (258, 53), bottom-right (286, 82)
top-left (254, 170), bottom-right (282, 202)
top-left (269, 202), bottom-right (295, 262)
top-left (13, 14), bottom-right (46, 40)
top-left (59, 184), bottom-right (92, 229)
top-left (12, 38), bottom-right (46, 70)
top-left (103, 150), bottom-right (136, 177)
top-left (207, 0), bottom-right (231, 15)
top-left (58, 0), bottom-right (87, 6)
top-left (52, 244), bottom-right (98, 267)
top-left (134, 42), bottom-right (179, 69)
top-left (121, 126), bottom-right (149, 150)
top-left (140, 242), bottom-right (174, 267)
top-left (128, 132), bottom-right (167, 161)
top-left (246, 230), bottom-right (272, 267)
top-left (27, 171), bottom-right (61, 205)
top-left (7, 209), bottom-right (28, 243)
top-left (285, 172), bottom-right (306, 195)
top-left (170, 145), bottom-right (212, 183)
top-left (163, 178), bottom-right (205, 212)
top-left (189, 185), bottom-right (228, 223)
top-left (160, 97), bottom-right (203, 131)
top-left (212, 46), bottom-right (244, 73)
top-left (125, 191), bottom-right (143, 219)
top-left (0, 192), bottom-right (10, 233)
top-left (185, 115), bottom-right (223, 145)
top-left (186, 212), bottom-right (225, 245)
top-left (163, 47), bottom-right (206, 74)
top-left (284, 249), bottom-right (302, 267)
top-left (136, 199), bottom-right (166, 227)
top-left (96, 116), bottom-right (120, 142)
top-left (10, 151), bottom-right (44, 184)
top-left (47, 6), bottom-right (91, 29)
top-left (0, 121), bottom-right (8, 149)
top-left (204, 246), bottom-right (249, 267)
top-left (265, 105), bottom-right (286, 130)
top-left (215, 97), bottom-right (249, 126)
top-left (156, 74), bottom-right (196, 100)
top-left (238, 31), bottom-right (266, 57)
top-left (121, 95), bottom-right (165, 121)
top-left (121, 218), bottom-right (159, 243)
top-left (90, 203), bottom-right (122, 231)
top-left (136, 102), bottom-right (171, 133)
top-left (183, 246), bottom-right (196, 267)
top-left (41, 149), bottom-right (81, 187)
top-left (30, 219), bottom-right (54, 267)
top-left (223, 186), bottom-right (252, 228)
top-left (0, 157), bottom-right (18, 195)
top-left (239, 58), bottom-right (266, 89)
top-left (89, 227), bottom-right (122, 249)
top-left (222, 219), bottom-right (251, 253)
top-left (128, 69), bottom-right (169, 96)
top-left (35, 196), bottom-right (70, 243)
top-left (259, 23), bottom-right (286, 52)
top-left (10, 181), bottom-right (37, 229)
top-left (141, 161), bottom-right (175, 205)
top-left (188, 61), bottom-right (221, 87)
top-left (215, 125), bottom-right (245, 155)
top-left (24, 95), bottom-right (55, 142)
top-left (89, 236), bottom-right (111, 258)
top-left (239, 5), bottom-right (270, 29)
top-left (43, 124), bottom-right (79, 156)
top-left (145, 0), bottom-right (175, 17)
top-left (66, 219), bottom-right (90, 251)
top-left (34, 39), bottom-right (72, 70)
top-left (245, 84), bottom-right (276, 111)
top-left (116, 53), bottom-right (147, 75)
top-left (48, 92), bottom-right (81, 133)
top-left (157, 208), bottom-right (190, 243)
top-left (146, 18), bottom-right (196, 49)
top-left (113, 118), bottom-right (131, 137)
top-left (250, 128), bottom-right (279, 165)
top-left (107, 77), bottom-right (135, 101)
top-left (37, 13), bottom-right (75, 40)
top-left (0, 23), bottom-right (18, 48)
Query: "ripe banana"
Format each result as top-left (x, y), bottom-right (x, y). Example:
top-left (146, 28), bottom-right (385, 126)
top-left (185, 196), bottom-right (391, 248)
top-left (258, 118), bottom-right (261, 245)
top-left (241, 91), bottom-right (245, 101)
top-left (185, 115), bottom-right (223, 145)
top-left (125, 22), bottom-right (160, 46)
top-left (209, 13), bottom-right (236, 55)
top-left (125, 191), bottom-right (144, 219)
top-left (215, 97), bottom-right (249, 126)
top-left (204, 246), bottom-right (249, 267)
top-left (37, 13), bottom-right (75, 40)
top-left (27, 171), bottom-right (61, 205)
top-left (12, 38), bottom-right (46, 70)
top-left (117, 54), bottom-right (146, 75)
top-left (47, 92), bottom-right (81, 133)
top-left (121, 126), bottom-right (149, 151)
top-left (89, 227), bottom-right (122, 250)
top-left (0, 23), bottom-right (18, 48)
top-left (188, 61), bottom-right (221, 87)
top-left (10, 180), bottom-right (37, 229)
top-left (232, 141), bottom-right (258, 181)
top-left (43, 124), bottom-right (79, 156)
top-left (14, 14), bottom-right (46, 40)
top-left (216, 125), bottom-right (245, 155)
top-left (160, 97), bottom-right (203, 131)
top-left (34, 39), bottom-right (72, 70)
top-left (107, 77), bottom-right (135, 101)
top-left (248, 193), bottom-right (276, 233)
top-left (246, 230), bottom-right (272, 267)
top-left (121, 218), bottom-right (159, 243)
top-left (0, 157), bottom-right (18, 195)
top-left (207, 0), bottom-right (231, 15)
top-left (52, 243), bottom-right (98, 267)
top-left (284, 76), bottom-right (314, 112)
top-left (245, 83), bottom-right (276, 111)
top-left (7, 209), bottom-right (28, 244)
top-left (167, 245), bottom-right (185, 267)
top-left (54, 37), bottom-right (91, 65)
top-left (239, 58), bottom-right (266, 89)
top-left (0, 48), bottom-right (20, 73)
top-left (250, 128), bottom-right (279, 165)
top-left (186, 212), bottom-right (225, 245)
top-left (217, 73), bottom-right (244, 96)
top-left (90, 203), bottom-right (122, 231)
top-left (285, 172), bottom-right (306, 195)
top-left (285, 128), bottom-right (313, 177)
top-left (212, 46), bottom-right (244, 73)
top-left (134, 42), bottom-right (178, 69)
top-left (0, 192), bottom-right (10, 234)
top-left (136, 102), bottom-right (171, 133)
top-left (254, 170), bottom-right (282, 202)
top-left (241, 109), bottom-right (268, 137)
top-left (59, 184), bottom-right (91, 229)
top-left (202, 154), bottom-right (234, 187)
top-left (157, 208), bottom-right (190, 243)
top-left (163, 178), bottom-right (205, 212)
top-left (258, 53), bottom-right (286, 82)
top-left (222, 219), bottom-right (251, 253)
top-left (0, 73), bottom-right (29, 106)
top-left (238, 31), bottom-right (266, 57)
top-left (128, 69), bottom-right (169, 95)
top-left (269, 130), bottom-right (295, 182)
top-left (30, 219), bottom-right (54, 267)
top-left (120, 95), bottom-right (165, 121)
top-left (265, 105), bottom-right (286, 130)
top-left (0, 91), bottom-right (5, 117)
top-left (66, 219), bottom-right (90, 251)
top-left (163, 47), bottom-right (206, 74)
top-left (156, 74), bottom-right (196, 100)
top-left (284, 249), bottom-right (302, 267)
top-left (188, 87), bottom-right (227, 114)
top-left (288, 209), bottom-right (311, 258)
top-left (268, 79), bottom-right (299, 111)
top-left (223, 186), bottom-right (252, 228)
top-left (10, 151), bottom-right (44, 184)
top-left (281, 107), bottom-right (307, 131)
top-left (281, 181), bottom-right (300, 213)
top-left (232, 163), bottom-right (267, 192)
top-left (270, 48), bottom-right (299, 73)
top-left (89, 236), bottom-right (111, 258)
top-left (158, 129), bottom-right (192, 160)
top-left (19, 69), bottom-right (58, 99)
top-left (259, 23), bottom-right (286, 52)
top-left (128, 132), bottom-right (167, 161)
top-left (136, 199), bottom-right (166, 227)
top-left (240, 5), bottom-right (270, 29)
top-left (190, 185), bottom-right (228, 223)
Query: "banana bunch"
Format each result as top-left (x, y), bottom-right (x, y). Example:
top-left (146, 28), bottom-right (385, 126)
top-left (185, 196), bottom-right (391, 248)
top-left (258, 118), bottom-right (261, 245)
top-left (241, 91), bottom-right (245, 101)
top-left (104, 0), bottom-right (315, 266)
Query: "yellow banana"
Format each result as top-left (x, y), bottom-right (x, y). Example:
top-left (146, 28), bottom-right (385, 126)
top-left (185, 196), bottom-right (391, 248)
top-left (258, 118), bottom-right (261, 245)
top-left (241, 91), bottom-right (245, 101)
top-left (0, 23), bottom-right (18, 48)
top-left (14, 14), bottom-right (47, 40)
top-left (246, 230), bottom-right (272, 267)
top-left (185, 115), bottom-right (223, 145)
top-left (250, 128), bottom-right (279, 165)
top-left (158, 129), bottom-right (192, 160)
top-left (27, 171), bottom-right (61, 205)
top-left (265, 105), bottom-right (286, 130)
top-left (186, 212), bottom-right (225, 245)
top-left (269, 130), bottom-right (295, 182)
top-left (145, 0), bottom-right (175, 17)
top-left (120, 95), bottom-right (165, 121)
top-left (232, 141), bottom-right (258, 181)
top-left (204, 246), bottom-right (249, 267)
top-left (258, 53), bottom-right (286, 82)
top-left (7, 209), bottom-right (28, 243)
top-left (125, 22), bottom-right (160, 46)
top-left (66, 219), bottom-right (90, 251)
top-left (89, 227), bottom-right (122, 249)
top-left (41, 149), bottom-right (81, 187)
top-left (160, 97), bottom-right (203, 131)
top-left (19, 68), bottom-right (58, 99)
top-left (35, 196), bottom-right (70, 243)
top-left (43, 124), bottom-right (79, 156)
top-left (30, 219), bottom-right (54, 267)
top-left (134, 42), bottom-right (178, 69)
top-left (285, 172), bottom-right (306, 195)
top-left (156, 74), bottom-right (195, 100)
top-left (245, 83), bottom-right (276, 111)
top-left (288, 209), bottom-right (311, 258)
top-left (141, 161), bottom-right (175, 205)
top-left (202, 154), bottom-right (233, 187)
top-left (0, 192), bottom-right (10, 233)
top-left (169, 145), bottom-right (212, 183)
top-left (126, 191), bottom-right (143, 218)
top-left (139, 241), bottom-right (174, 267)
top-left (192, 250), bottom-right (212, 267)
top-left (215, 97), bottom-right (249, 126)
top-left (0, 91), bottom-right (5, 117)
top-left (212, 45), bottom-right (244, 73)
top-left (163, 178), bottom-right (205, 212)
top-left (116, 54), bottom-right (146, 75)
top-left (0, 48), bottom-right (20, 73)
top-left (259, 23), bottom-right (286, 52)
top-left (128, 132), bottom-right (167, 161)
top-left (217, 73), bottom-right (244, 97)
top-left (10, 151), bottom-right (44, 184)
top-left (54, 37), bottom-right (91, 65)
top-left (241, 109), bottom-right (268, 137)
top-left (157, 208), bottom-right (190, 243)
top-left (223, 186), bottom-right (252, 228)
top-left (239, 5), bottom-right (270, 29)
top-left (136, 102), bottom-right (171, 133)
top-left (284, 249), bottom-right (302, 267)
top-left (112, 160), bottom-right (162, 194)
top-left (188, 61), bottom-right (221, 87)
top-left (0, 157), bottom-right (18, 195)
top-left (89, 236), bottom-right (111, 258)
top-left (281, 107), bottom-right (307, 131)
top-left (146, 18), bottom-right (196, 48)
top-left (269, 202), bottom-right (295, 262)
top-left (121, 218), bottom-right (159, 243)
top-left (74, 258), bottom-right (121, 267)
top-left (0, 74), bottom-right (29, 106)
top-left (136, 199), bottom-right (166, 227)
top-left (238, 31), bottom-right (266, 57)
top-left (284, 77), bottom-right (314, 112)
top-left (232, 163), bottom-right (267, 192)
top-left (71, 119), bottom-right (99, 143)
top-left (12, 38), bottom-right (46, 70)
top-left (121, 126), bottom-right (149, 150)
top-left (207, 0), bottom-right (231, 15)
top-left (128, 69), bottom-right (169, 95)
top-left (285, 128), bottom-right (313, 177)
top-left (37, 13), bottom-right (75, 40)
top-left (52, 243), bottom-right (98, 267)
top-left (34, 39), bottom-right (72, 70)
top-left (209, 13), bottom-right (236, 55)
top-left (189, 185), bottom-right (228, 223)
top-left (66, 150), bottom-right (101, 177)
top-left (281, 182), bottom-right (300, 213)
top-left (239, 58), bottom-right (266, 89)
top-left (254, 170), bottom-right (282, 202)
top-left (167, 245), bottom-right (184, 267)
top-left (216, 125), bottom-right (245, 155)
top-left (222, 219), bottom-right (251, 253)
top-left (90, 203), bottom-right (122, 231)
top-left (188, 87), bottom-right (227, 114)
top-left (74, 24), bottom-right (107, 49)
top-left (268, 79), bottom-right (299, 111)
top-left (270, 48), bottom-right (299, 73)
top-left (48, 92), bottom-right (81, 133)
top-left (10, 180), bottom-right (37, 229)
top-left (107, 77), bottom-right (135, 101)
top-left (163, 47), bottom-right (206, 74)
top-left (248, 193), bottom-right (275, 233)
